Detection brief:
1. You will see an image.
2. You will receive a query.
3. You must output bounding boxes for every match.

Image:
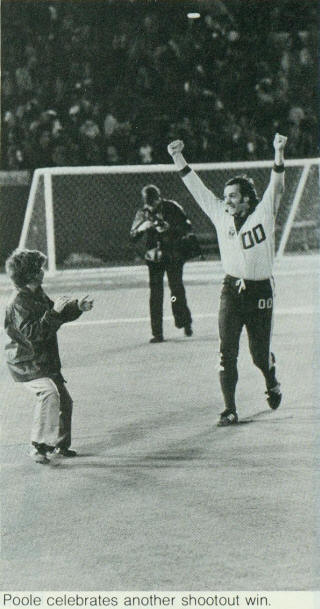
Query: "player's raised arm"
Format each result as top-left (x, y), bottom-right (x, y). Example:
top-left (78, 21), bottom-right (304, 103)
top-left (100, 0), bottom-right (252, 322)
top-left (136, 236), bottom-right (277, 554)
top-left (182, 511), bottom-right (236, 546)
top-left (167, 140), bottom-right (221, 222)
top-left (264, 133), bottom-right (287, 215)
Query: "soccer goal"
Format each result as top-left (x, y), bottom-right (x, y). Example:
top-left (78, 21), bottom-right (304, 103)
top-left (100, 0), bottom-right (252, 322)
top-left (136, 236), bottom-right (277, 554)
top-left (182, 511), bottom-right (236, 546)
top-left (19, 159), bottom-right (319, 273)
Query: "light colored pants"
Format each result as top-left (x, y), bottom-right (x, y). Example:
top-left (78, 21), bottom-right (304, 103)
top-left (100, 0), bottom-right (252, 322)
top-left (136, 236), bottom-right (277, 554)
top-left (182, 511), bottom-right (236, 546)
top-left (24, 376), bottom-right (73, 448)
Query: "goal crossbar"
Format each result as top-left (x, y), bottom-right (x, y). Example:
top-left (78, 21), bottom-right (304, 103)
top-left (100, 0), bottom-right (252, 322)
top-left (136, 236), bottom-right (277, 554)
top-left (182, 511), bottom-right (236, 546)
top-left (31, 158), bottom-right (318, 176)
top-left (19, 158), bottom-right (320, 274)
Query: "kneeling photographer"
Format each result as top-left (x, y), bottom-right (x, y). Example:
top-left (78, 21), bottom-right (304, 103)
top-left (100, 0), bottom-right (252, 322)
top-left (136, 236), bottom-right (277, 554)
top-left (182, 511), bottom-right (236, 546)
top-left (130, 184), bottom-right (201, 343)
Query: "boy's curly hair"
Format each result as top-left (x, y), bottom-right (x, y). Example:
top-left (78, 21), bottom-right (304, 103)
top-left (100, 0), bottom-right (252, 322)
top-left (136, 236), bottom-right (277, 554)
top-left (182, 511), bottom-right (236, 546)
top-left (5, 249), bottom-right (47, 288)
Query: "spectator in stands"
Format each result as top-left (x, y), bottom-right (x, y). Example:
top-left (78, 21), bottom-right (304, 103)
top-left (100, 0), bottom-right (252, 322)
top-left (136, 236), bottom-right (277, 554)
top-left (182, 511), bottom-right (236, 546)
top-left (105, 144), bottom-right (120, 164)
top-left (1, 0), bottom-right (317, 169)
top-left (138, 143), bottom-right (153, 164)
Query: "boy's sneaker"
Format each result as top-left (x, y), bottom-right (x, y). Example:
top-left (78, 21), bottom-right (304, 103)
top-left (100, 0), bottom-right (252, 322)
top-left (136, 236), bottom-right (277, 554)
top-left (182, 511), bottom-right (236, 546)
top-left (56, 448), bottom-right (77, 457)
top-left (217, 409), bottom-right (239, 427)
top-left (44, 444), bottom-right (55, 453)
top-left (47, 447), bottom-right (77, 462)
top-left (266, 384), bottom-right (282, 410)
top-left (30, 448), bottom-right (49, 464)
top-left (47, 449), bottom-right (65, 466)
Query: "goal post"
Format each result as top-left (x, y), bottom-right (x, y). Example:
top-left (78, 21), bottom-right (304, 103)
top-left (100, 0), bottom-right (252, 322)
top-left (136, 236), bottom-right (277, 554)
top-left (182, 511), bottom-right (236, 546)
top-left (277, 163), bottom-right (312, 259)
top-left (43, 172), bottom-right (56, 275)
top-left (19, 158), bottom-right (319, 274)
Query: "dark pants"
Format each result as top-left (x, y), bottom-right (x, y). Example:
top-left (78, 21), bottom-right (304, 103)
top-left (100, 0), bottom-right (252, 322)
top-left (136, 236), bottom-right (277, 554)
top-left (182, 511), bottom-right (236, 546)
top-left (218, 275), bottom-right (278, 411)
top-left (147, 260), bottom-right (192, 338)
top-left (54, 376), bottom-right (73, 449)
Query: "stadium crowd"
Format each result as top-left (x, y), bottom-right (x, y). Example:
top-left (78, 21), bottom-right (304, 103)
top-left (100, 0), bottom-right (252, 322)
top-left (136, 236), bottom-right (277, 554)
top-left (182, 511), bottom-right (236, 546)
top-left (2, 0), bottom-right (318, 170)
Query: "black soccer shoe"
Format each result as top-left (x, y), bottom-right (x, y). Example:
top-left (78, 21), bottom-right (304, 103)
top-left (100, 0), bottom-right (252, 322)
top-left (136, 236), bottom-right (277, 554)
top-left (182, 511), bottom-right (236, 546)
top-left (149, 335), bottom-right (164, 343)
top-left (32, 442), bottom-right (52, 456)
top-left (30, 447), bottom-right (50, 464)
top-left (184, 324), bottom-right (193, 337)
top-left (217, 409), bottom-right (239, 427)
top-left (266, 385), bottom-right (282, 410)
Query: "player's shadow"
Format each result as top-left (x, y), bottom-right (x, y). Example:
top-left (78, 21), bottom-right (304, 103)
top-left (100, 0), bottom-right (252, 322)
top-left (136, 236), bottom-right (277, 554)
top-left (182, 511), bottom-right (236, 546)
top-left (235, 409), bottom-right (271, 425)
top-left (163, 335), bottom-right (217, 344)
top-left (79, 404), bottom-right (213, 453)
top-left (64, 447), bottom-right (207, 469)
top-left (141, 447), bottom-right (204, 462)
top-left (238, 409), bottom-right (293, 424)
top-left (69, 409), bottom-right (294, 464)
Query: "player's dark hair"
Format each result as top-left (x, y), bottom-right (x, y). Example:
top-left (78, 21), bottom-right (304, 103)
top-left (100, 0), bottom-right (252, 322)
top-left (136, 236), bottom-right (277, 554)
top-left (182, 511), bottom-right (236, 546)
top-left (5, 249), bottom-right (47, 288)
top-left (225, 175), bottom-right (259, 209)
top-left (141, 184), bottom-right (161, 206)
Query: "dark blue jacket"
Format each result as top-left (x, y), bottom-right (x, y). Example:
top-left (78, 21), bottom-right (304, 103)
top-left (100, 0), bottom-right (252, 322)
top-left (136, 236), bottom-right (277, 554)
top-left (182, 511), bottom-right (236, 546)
top-left (4, 286), bottom-right (82, 382)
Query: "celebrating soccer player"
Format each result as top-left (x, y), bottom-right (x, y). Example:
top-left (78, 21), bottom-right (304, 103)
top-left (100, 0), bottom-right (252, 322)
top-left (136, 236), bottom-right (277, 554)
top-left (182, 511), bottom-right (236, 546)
top-left (168, 133), bottom-right (287, 426)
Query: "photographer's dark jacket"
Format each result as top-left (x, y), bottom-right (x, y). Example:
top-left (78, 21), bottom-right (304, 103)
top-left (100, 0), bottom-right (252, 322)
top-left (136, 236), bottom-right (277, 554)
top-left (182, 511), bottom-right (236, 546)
top-left (4, 286), bottom-right (82, 382)
top-left (130, 198), bottom-right (193, 262)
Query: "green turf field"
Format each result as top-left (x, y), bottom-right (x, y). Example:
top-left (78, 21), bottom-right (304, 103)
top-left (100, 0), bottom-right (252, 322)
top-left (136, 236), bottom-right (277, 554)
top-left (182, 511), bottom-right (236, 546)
top-left (0, 256), bottom-right (319, 591)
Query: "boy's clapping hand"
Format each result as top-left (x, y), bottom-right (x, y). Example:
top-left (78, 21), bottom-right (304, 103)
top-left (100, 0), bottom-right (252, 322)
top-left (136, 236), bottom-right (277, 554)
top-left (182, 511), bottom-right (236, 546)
top-left (78, 295), bottom-right (94, 312)
top-left (53, 295), bottom-right (94, 313)
top-left (53, 296), bottom-right (73, 313)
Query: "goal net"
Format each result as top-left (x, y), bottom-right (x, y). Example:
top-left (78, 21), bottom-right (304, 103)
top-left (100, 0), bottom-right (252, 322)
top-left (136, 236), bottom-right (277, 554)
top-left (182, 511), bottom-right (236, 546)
top-left (19, 159), bottom-right (319, 273)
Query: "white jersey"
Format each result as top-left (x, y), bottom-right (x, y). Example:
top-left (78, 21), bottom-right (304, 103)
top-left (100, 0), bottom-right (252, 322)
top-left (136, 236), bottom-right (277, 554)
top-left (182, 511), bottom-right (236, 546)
top-left (182, 169), bottom-right (285, 280)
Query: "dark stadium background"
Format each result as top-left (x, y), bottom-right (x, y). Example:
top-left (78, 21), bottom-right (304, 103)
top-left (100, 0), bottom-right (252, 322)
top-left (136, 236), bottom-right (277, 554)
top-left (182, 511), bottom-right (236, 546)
top-left (1, 0), bottom-right (318, 268)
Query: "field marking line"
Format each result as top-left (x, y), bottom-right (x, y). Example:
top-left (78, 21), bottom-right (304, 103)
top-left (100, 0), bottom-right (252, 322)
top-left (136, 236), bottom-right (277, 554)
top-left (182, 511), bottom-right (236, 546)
top-left (66, 306), bottom-right (316, 327)
top-left (0, 254), bottom-right (318, 287)
top-left (0, 267), bottom-right (318, 294)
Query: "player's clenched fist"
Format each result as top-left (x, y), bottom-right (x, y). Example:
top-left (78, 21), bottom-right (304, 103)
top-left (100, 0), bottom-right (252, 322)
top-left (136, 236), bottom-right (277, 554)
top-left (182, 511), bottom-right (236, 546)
top-left (273, 133), bottom-right (287, 151)
top-left (167, 140), bottom-right (184, 157)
